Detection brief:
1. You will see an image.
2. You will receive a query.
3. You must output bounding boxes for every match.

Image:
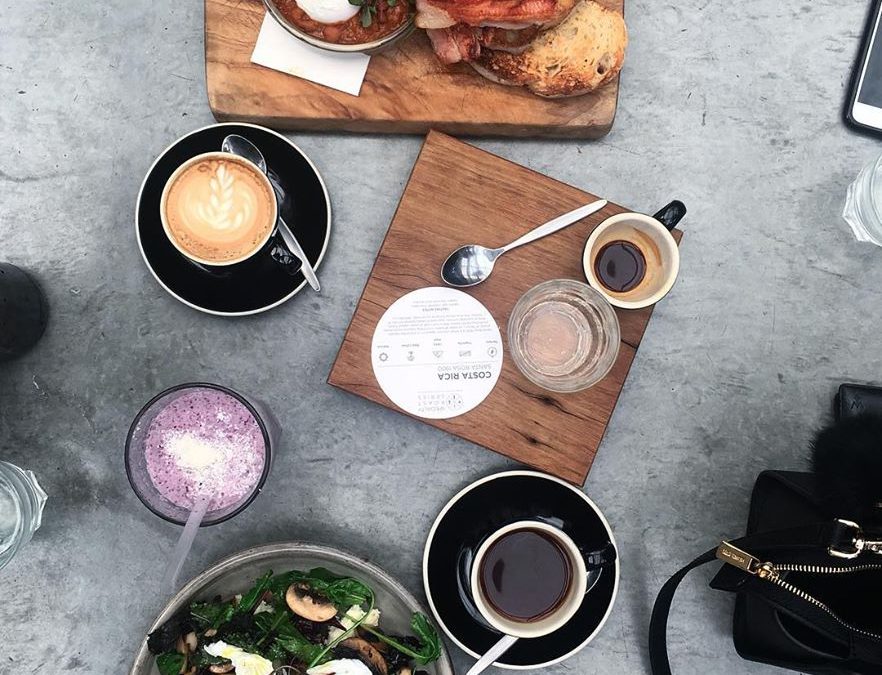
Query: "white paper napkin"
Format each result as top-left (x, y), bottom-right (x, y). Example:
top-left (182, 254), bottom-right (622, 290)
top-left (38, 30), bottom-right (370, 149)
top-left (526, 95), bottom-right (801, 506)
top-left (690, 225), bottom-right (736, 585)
top-left (251, 12), bottom-right (370, 97)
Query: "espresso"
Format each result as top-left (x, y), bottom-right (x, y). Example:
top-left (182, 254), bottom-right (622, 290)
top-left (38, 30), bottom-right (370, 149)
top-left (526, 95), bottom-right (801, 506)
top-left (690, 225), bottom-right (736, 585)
top-left (479, 528), bottom-right (572, 623)
top-left (162, 154), bottom-right (276, 264)
top-left (594, 240), bottom-right (646, 292)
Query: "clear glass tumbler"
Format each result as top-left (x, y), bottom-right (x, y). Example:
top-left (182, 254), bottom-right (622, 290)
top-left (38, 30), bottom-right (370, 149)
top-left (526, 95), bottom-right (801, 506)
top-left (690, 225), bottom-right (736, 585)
top-left (0, 461), bottom-right (48, 571)
top-left (508, 279), bottom-right (621, 393)
top-left (843, 154), bottom-right (882, 246)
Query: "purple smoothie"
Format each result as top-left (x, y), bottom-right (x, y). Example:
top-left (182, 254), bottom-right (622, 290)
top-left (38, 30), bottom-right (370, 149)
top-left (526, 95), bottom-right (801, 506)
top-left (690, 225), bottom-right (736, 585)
top-left (144, 388), bottom-right (266, 511)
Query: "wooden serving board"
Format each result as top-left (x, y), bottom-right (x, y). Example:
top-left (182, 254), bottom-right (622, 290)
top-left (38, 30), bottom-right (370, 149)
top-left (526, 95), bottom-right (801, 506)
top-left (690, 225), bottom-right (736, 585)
top-left (205, 0), bottom-right (623, 138)
top-left (328, 132), bottom-right (681, 484)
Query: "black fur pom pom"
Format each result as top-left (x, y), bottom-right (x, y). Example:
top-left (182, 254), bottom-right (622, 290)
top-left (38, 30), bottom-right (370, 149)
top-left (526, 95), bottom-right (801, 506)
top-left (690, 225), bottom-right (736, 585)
top-left (812, 415), bottom-right (882, 524)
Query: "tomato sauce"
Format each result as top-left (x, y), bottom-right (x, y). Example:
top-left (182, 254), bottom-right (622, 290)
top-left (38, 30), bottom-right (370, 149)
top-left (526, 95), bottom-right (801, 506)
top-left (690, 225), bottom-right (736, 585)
top-left (275, 0), bottom-right (410, 44)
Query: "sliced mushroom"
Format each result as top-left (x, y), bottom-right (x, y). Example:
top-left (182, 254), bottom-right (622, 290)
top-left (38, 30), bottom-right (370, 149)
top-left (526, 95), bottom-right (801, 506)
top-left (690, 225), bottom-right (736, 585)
top-left (175, 635), bottom-right (188, 655)
top-left (341, 637), bottom-right (388, 675)
top-left (285, 583), bottom-right (338, 622)
top-left (184, 632), bottom-right (198, 652)
top-left (397, 668), bottom-right (412, 675)
top-left (208, 663), bottom-right (234, 674)
top-left (204, 628), bottom-right (218, 638)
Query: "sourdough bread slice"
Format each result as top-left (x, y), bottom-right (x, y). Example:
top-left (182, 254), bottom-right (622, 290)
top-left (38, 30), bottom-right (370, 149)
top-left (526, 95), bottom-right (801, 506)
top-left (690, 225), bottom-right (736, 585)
top-left (470, 0), bottom-right (627, 98)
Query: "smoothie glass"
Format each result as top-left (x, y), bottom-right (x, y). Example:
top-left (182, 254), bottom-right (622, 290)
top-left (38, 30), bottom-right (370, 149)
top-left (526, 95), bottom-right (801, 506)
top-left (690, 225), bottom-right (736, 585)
top-left (125, 382), bottom-right (278, 527)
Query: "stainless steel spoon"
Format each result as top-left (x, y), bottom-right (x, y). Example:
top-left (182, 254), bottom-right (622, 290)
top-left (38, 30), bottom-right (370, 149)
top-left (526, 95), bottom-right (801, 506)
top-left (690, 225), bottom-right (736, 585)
top-left (221, 134), bottom-right (321, 292)
top-left (441, 199), bottom-right (608, 288)
top-left (466, 634), bottom-right (519, 675)
top-left (464, 568), bottom-right (605, 675)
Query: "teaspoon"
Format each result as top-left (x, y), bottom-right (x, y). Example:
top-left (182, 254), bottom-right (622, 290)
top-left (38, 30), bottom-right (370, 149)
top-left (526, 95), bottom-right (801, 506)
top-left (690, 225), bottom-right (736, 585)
top-left (221, 134), bottom-right (321, 292)
top-left (441, 199), bottom-right (608, 288)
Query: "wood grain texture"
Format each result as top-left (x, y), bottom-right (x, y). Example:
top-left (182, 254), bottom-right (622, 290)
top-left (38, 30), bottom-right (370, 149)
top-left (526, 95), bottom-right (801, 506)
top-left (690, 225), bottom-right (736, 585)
top-left (328, 132), bottom-right (681, 484)
top-left (205, 0), bottom-right (623, 138)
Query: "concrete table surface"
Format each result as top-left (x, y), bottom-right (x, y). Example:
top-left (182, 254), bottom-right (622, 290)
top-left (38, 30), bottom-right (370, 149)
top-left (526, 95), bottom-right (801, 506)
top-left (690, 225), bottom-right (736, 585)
top-left (1, 1), bottom-right (880, 673)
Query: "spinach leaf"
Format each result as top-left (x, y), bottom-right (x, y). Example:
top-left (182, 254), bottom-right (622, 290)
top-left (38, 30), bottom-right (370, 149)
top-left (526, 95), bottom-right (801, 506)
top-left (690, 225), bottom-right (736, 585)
top-left (269, 568), bottom-right (372, 608)
top-left (254, 610), bottom-right (288, 644)
top-left (410, 612), bottom-right (442, 664)
top-left (275, 632), bottom-right (326, 664)
top-left (254, 608), bottom-right (326, 664)
top-left (361, 612), bottom-right (442, 665)
top-left (190, 649), bottom-right (228, 667)
top-left (237, 570), bottom-right (273, 614)
top-left (155, 652), bottom-right (185, 675)
top-left (191, 600), bottom-right (236, 631)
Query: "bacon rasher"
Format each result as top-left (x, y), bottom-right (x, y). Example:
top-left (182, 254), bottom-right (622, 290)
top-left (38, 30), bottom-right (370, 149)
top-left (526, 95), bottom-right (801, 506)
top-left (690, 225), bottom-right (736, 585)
top-left (415, 0), bottom-right (576, 30)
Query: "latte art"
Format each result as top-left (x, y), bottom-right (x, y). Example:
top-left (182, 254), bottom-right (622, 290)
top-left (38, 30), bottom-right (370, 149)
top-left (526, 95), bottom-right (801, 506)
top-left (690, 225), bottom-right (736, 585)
top-left (192, 163), bottom-right (256, 232)
top-left (162, 153), bottom-right (276, 264)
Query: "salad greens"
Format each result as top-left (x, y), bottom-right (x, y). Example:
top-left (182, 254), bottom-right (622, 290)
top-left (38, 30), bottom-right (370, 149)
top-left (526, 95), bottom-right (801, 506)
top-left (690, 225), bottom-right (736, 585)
top-left (155, 652), bottom-right (185, 675)
top-left (148, 567), bottom-right (441, 675)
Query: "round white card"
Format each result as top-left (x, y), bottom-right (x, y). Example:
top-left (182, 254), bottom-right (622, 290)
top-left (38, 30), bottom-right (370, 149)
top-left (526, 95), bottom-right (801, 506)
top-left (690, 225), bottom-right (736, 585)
top-left (371, 287), bottom-right (503, 419)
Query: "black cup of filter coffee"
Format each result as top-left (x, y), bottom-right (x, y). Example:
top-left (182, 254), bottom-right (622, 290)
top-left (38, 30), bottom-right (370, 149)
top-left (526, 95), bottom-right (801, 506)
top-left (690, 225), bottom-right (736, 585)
top-left (0, 263), bottom-right (48, 362)
top-left (469, 520), bottom-right (616, 639)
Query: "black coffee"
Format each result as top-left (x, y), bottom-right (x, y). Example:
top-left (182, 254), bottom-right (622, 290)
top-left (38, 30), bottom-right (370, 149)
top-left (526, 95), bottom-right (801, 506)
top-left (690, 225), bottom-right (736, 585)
top-left (594, 240), bottom-right (646, 292)
top-left (479, 528), bottom-right (572, 623)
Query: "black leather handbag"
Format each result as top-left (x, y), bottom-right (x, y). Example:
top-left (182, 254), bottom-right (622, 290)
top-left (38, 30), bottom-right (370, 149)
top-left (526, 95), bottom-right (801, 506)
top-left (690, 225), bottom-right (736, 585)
top-left (650, 387), bottom-right (882, 675)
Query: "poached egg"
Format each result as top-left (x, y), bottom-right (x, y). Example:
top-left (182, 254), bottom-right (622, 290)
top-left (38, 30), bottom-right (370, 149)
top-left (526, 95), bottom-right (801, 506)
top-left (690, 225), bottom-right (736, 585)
top-left (307, 659), bottom-right (374, 675)
top-left (296, 0), bottom-right (360, 24)
top-left (204, 641), bottom-right (274, 675)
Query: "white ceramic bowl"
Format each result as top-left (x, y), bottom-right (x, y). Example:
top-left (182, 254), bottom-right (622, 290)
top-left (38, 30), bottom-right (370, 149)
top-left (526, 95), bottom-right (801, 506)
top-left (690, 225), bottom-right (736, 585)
top-left (263, 0), bottom-right (415, 54)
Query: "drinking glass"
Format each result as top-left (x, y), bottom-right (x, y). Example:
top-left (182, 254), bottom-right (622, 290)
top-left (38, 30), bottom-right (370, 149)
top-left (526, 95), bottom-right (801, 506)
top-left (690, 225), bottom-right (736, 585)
top-left (125, 382), bottom-right (279, 527)
top-left (0, 461), bottom-right (48, 572)
top-left (508, 279), bottom-right (620, 393)
top-left (844, 154), bottom-right (882, 246)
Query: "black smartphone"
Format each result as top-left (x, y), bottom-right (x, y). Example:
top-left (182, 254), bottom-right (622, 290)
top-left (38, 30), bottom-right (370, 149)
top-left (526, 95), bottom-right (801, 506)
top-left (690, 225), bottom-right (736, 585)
top-left (846, 0), bottom-right (882, 134)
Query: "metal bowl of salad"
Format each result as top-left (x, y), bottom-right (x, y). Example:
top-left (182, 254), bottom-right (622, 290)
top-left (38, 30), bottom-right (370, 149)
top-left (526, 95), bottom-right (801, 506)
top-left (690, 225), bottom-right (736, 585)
top-left (130, 542), bottom-right (454, 675)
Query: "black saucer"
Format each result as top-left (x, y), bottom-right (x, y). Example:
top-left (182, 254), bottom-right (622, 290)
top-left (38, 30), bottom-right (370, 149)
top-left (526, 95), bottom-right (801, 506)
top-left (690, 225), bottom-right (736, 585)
top-left (423, 471), bottom-right (619, 669)
top-left (136, 123), bottom-right (331, 316)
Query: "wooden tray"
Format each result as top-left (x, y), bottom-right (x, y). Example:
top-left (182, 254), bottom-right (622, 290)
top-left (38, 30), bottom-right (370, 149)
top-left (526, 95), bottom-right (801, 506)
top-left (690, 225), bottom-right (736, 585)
top-left (205, 0), bottom-right (623, 138)
top-left (328, 131), bottom-right (681, 484)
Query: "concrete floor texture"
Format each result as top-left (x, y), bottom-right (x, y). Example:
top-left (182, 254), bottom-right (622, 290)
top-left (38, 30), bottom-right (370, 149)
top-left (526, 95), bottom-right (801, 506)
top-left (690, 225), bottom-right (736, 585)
top-left (1, 0), bottom-right (880, 673)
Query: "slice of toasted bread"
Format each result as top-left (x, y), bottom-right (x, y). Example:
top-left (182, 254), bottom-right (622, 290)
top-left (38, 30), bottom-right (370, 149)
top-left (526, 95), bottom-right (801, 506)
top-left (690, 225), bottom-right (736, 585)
top-left (469, 0), bottom-right (627, 98)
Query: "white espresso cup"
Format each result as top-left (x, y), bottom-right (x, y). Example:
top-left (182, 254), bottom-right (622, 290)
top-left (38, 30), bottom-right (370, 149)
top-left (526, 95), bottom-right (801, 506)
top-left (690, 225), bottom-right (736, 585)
top-left (583, 200), bottom-right (685, 310)
top-left (470, 520), bottom-right (589, 639)
top-left (160, 151), bottom-right (278, 267)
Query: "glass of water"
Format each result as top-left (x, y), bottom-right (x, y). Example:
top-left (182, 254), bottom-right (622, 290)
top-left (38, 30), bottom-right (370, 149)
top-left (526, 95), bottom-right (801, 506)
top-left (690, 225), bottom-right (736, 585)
top-left (844, 154), bottom-right (882, 246)
top-left (507, 279), bottom-right (621, 393)
top-left (0, 461), bottom-right (47, 571)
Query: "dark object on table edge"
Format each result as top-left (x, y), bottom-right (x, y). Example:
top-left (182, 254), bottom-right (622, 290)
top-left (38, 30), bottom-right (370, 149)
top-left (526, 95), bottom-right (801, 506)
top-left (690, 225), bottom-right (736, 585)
top-left (650, 385), bottom-right (882, 675)
top-left (0, 263), bottom-right (48, 362)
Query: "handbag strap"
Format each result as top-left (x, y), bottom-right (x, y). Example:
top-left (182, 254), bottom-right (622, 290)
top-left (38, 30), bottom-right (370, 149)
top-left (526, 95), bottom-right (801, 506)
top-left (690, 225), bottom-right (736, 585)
top-left (648, 523), bottom-right (859, 675)
top-left (648, 546), bottom-right (718, 675)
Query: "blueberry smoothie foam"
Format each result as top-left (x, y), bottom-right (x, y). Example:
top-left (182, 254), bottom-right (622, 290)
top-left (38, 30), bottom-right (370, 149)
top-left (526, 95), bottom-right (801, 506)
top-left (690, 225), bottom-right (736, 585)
top-left (144, 388), bottom-right (266, 511)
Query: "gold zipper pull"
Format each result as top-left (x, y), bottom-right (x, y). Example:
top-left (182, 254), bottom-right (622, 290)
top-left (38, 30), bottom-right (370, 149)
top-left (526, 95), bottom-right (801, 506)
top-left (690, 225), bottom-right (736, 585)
top-left (717, 542), bottom-right (779, 580)
top-left (717, 542), bottom-right (760, 572)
